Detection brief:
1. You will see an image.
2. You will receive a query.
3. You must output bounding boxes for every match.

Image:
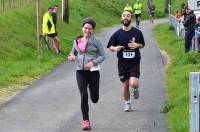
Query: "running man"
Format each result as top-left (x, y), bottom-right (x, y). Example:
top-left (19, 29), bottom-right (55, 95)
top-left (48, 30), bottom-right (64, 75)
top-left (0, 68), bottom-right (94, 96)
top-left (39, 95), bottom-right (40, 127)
top-left (124, 2), bottom-right (133, 13)
top-left (107, 10), bottom-right (145, 112)
top-left (133, 0), bottom-right (143, 28)
top-left (149, 4), bottom-right (155, 23)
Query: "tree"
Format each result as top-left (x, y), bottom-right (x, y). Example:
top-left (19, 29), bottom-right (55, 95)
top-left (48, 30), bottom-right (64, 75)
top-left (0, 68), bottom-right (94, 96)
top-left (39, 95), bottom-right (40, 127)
top-left (164, 0), bottom-right (170, 14)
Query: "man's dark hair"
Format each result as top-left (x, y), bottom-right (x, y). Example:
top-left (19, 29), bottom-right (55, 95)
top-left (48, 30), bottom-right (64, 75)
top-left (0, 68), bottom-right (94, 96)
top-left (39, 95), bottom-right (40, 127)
top-left (48, 7), bottom-right (53, 10)
top-left (123, 10), bottom-right (132, 15)
top-left (82, 18), bottom-right (96, 29)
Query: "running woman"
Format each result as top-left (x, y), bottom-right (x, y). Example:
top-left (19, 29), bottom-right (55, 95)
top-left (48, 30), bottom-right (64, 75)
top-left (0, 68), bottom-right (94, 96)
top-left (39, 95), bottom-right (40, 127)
top-left (68, 18), bottom-right (105, 130)
top-left (107, 10), bottom-right (145, 112)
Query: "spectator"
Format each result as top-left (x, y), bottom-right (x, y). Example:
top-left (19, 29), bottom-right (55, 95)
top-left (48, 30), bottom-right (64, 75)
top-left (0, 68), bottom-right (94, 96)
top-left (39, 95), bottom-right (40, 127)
top-left (42, 7), bottom-right (60, 54)
top-left (175, 10), bottom-right (181, 23)
top-left (51, 5), bottom-right (59, 32)
top-left (183, 6), bottom-right (196, 53)
top-left (194, 16), bottom-right (200, 52)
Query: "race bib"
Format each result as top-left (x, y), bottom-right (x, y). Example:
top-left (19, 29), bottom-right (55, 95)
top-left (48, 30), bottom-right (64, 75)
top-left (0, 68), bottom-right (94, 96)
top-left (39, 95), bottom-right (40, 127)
top-left (90, 65), bottom-right (101, 71)
top-left (123, 51), bottom-right (135, 59)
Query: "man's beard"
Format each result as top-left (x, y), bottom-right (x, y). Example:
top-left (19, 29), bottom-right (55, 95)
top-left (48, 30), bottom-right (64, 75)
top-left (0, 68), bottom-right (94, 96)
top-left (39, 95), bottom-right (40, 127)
top-left (122, 19), bottom-right (131, 27)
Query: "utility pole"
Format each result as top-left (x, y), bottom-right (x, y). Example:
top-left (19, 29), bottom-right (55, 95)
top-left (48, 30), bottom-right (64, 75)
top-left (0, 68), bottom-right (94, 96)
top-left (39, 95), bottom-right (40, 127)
top-left (36, 0), bottom-right (42, 53)
top-left (62, 0), bottom-right (69, 23)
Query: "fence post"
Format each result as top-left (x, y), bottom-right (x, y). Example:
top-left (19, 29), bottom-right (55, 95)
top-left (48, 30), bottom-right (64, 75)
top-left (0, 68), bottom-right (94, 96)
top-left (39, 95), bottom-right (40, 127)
top-left (36, 0), bottom-right (42, 53)
top-left (3, 0), bottom-right (5, 12)
top-left (9, 0), bottom-right (11, 9)
top-left (62, 0), bottom-right (69, 23)
top-left (13, 0), bottom-right (15, 8)
top-left (190, 72), bottom-right (200, 132)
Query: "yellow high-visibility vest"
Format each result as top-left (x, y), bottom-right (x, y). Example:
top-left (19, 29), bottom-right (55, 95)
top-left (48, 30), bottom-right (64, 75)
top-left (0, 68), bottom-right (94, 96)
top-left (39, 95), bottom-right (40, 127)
top-left (133, 3), bottom-right (142, 14)
top-left (42, 12), bottom-right (56, 35)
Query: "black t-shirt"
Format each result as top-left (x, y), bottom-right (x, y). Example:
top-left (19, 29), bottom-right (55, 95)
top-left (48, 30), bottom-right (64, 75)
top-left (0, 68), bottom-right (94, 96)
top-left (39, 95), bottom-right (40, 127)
top-left (107, 27), bottom-right (145, 61)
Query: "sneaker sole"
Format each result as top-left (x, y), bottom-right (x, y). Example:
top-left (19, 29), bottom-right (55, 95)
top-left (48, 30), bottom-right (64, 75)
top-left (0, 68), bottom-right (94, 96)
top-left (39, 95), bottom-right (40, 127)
top-left (82, 127), bottom-right (91, 131)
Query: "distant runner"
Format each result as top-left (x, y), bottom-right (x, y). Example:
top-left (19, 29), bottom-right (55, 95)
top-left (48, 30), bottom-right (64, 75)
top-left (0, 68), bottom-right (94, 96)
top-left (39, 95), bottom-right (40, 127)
top-left (133, 0), bottom-right (143, 28)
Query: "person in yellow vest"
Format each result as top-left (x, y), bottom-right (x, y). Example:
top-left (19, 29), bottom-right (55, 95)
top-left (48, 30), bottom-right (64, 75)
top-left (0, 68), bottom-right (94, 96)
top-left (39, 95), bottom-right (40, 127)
top-left (133, 0), bottom-right (143, 28)
top-left (124, 3), bottom-right (133, 13)
top-left (42, 7), bottom-right (60, 54)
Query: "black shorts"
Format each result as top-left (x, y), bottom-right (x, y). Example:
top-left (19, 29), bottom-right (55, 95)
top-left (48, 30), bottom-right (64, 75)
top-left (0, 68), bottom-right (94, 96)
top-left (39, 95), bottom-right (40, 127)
top-left (118, 60), bottom-right (140, 82)
top-left (48, 33), bottom-right (57, 38)
top-left (135, 14), bottom-right (141, 19)
top-left (150, 12), bottom-right (155, 17)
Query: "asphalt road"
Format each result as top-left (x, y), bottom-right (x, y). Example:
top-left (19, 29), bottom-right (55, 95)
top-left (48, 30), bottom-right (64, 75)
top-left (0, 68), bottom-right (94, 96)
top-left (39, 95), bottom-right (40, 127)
top-left (0, 19), bottom-right (168, 132)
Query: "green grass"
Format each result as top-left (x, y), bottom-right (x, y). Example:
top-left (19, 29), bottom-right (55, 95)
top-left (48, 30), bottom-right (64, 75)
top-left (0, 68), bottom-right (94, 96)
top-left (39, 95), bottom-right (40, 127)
top-left (153, 23), bottom-right (200, 132)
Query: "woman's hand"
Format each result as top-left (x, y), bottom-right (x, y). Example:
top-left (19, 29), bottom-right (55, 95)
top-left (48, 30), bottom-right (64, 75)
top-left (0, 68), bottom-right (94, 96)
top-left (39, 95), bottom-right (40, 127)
top-left (68, 54), bottom-right (76, 61)
top-left (84, 61), bottom-right (94, 69)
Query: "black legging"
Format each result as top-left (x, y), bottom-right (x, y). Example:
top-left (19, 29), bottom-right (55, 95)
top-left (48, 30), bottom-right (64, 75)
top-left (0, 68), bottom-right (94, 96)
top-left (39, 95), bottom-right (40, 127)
top-left (76, 70), bottom-right (100, 121)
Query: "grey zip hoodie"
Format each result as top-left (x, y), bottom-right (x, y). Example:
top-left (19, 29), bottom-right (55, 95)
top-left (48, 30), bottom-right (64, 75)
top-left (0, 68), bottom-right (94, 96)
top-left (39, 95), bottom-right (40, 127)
top-left (71, 34), bottom-right (106, 70)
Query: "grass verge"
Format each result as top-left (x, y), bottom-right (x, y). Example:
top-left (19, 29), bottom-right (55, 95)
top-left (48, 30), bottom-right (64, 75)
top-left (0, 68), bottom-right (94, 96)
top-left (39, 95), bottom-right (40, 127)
top-left (153, 23), bottom-right (200, 132)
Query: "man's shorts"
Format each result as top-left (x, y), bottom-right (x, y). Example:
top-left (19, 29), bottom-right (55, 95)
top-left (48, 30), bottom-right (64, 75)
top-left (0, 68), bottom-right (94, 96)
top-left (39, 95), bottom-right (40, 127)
top-left (48, 33), bottom-right (57, 38)
top-left (118, 60), bottom-right (140, 82)
top-left (135, 14), bottom-right (141, 19)
top-left (150, 12), bottom-right (155, 17)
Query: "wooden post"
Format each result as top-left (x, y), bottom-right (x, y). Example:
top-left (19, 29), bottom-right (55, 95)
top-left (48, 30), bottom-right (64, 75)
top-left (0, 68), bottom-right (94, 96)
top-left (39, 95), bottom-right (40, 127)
top-left (190, 72), bottom-right (200, 132)
top-left (3, 0), bottom-right (5, 12)
top-left (36, 0), bottom-right (42, 53)
top-left (9, 0), bottom-right (11, 9)
top-left (62, 0), bottom-right (69, 23)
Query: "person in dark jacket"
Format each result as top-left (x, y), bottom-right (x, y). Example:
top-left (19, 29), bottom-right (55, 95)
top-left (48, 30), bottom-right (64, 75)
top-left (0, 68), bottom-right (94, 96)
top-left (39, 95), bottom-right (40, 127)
top-left (51, 5), bottom-right (58, 33)
top-left (183, 6), bottom-right (196, 53)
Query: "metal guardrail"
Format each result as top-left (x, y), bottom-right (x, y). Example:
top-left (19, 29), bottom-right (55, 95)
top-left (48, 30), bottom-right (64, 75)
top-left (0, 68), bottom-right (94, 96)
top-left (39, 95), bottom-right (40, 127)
top-left (190, 72), bottom-right (200, 132)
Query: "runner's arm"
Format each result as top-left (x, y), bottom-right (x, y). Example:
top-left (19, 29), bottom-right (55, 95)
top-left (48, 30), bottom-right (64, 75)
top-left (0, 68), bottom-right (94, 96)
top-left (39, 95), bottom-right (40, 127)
top-left (108, 45), bottom-right (124, 52)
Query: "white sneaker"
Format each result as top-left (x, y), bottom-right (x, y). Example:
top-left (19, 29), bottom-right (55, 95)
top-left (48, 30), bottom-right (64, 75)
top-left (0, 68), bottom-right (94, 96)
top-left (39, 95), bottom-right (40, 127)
top-left (124, 103), bottom-right (131, 112)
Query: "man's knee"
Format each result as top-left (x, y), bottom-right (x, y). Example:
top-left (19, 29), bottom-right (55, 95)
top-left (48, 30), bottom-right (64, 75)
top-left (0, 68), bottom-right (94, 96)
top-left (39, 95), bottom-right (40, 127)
top-left (129, 77), bottom-right (139, 88)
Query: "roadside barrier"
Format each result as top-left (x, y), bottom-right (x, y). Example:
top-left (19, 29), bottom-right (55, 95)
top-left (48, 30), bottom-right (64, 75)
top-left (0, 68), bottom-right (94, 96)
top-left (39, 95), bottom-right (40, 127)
top-left (190, 72), bottom-right (200, 132)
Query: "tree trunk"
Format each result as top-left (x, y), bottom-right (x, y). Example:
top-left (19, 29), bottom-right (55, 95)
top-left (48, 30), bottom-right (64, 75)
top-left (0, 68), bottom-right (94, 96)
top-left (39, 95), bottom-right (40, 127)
top-left (147, 0), bottom-right (152, 9)
top-left (164, 0), bottom-right (169, 14)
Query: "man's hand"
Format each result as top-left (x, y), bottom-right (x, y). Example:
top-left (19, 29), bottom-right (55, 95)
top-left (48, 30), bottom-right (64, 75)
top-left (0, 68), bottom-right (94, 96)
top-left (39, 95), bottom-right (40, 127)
top-left (128, 41), bottom-right (143, 49)
top-left (109, 45), bottom-right (124, 52)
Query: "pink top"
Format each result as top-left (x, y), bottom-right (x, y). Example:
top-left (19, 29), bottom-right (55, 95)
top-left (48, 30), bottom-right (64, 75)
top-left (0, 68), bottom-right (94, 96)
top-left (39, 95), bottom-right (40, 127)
top-left (77, 38), bottom-right (87, 53)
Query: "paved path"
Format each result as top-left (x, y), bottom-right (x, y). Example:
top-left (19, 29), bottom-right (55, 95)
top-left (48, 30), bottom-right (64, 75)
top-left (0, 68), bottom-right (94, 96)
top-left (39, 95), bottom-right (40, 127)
top-left (0, 19), bottom-right (168, 132)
